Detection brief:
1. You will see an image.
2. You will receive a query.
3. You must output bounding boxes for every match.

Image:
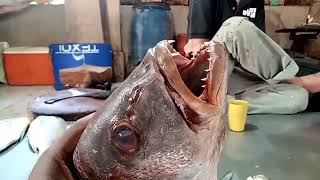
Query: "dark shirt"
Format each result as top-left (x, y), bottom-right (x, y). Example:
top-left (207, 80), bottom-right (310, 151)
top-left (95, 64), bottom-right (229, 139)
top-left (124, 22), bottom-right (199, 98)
top-left (187, 0), bottom-right (265, 39)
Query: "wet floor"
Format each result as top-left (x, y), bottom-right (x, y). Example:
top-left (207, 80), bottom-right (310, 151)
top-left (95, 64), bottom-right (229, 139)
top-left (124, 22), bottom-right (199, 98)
top-left (219, 113), bottom-right (320, 180)
top-left (0, 85), bottom-right (319, 180)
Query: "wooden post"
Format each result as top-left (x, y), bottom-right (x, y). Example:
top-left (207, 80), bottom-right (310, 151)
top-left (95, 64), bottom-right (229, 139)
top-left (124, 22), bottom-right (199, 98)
top-left (64, 0), bottom-right (104, 43)
top-left (102, 0), bottom-right (126, 82)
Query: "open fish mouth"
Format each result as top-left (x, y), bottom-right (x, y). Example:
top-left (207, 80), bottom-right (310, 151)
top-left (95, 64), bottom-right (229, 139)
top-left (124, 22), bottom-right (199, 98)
top-left (153, 40), bottom-right (228, 132)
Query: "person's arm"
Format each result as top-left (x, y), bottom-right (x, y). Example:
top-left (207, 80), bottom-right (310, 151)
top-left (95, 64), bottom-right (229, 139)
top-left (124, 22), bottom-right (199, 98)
top-left (185, 0), bottom-right (218, 57)
top-left (285, 73), bottom-right (320, 94)
top-left (253, 0), bottom-right (266, 32)
top-left (187, 0), bottom-right (218, 39)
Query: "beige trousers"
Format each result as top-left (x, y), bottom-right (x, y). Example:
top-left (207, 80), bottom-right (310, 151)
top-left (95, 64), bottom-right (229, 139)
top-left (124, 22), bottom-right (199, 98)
top-left (212, 17), bottom-right (308, 114)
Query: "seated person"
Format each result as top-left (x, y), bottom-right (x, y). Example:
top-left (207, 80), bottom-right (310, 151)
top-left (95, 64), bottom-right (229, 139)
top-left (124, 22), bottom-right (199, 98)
top-left (185, 0), bottom-right (319, 114)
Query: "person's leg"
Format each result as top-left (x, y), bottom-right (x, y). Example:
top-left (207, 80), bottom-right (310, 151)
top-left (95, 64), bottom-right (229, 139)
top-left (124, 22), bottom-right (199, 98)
top-left (237, 84), bottom-right (309, 114)
top-left (211, 16), bottom-right (310, 114)
top-left (212, 16), bottom-right (299, 84)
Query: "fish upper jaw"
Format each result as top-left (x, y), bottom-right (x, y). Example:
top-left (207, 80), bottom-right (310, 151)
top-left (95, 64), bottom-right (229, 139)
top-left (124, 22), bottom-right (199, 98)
top-left (153, 40), bottom-right (228, 132)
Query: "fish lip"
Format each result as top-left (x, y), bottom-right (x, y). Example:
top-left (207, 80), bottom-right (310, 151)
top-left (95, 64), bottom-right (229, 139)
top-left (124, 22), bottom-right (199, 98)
top-left (153, 40), bottom-right (227, 132)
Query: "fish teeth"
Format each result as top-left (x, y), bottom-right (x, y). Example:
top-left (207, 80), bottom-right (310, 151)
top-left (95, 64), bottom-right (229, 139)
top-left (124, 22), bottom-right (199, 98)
top-left (171, 52), bottom-right (180, 56)
top-left (309, 17), bottom-right (314, 23)
top-left (201, 77), bottom-right (207, 81)
top-left (201, 85), bottom-right (206, 88)
top-left (201, 42), bottom-right (210, 48)
top-left (204, 68), bottom-right (212, 72)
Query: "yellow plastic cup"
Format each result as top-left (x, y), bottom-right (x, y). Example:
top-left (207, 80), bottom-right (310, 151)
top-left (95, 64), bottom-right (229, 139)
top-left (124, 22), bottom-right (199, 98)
top-left (228, 100), bottom-right (249, 132)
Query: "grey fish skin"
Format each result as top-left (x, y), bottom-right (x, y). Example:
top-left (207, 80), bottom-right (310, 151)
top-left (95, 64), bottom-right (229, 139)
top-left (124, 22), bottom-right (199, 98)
top-left (73, 40), bottom-right (228, 180)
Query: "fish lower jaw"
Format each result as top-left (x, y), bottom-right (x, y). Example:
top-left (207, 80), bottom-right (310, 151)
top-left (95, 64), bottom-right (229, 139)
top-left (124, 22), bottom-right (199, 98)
top-left (157, 41), bottom-right (227, 132)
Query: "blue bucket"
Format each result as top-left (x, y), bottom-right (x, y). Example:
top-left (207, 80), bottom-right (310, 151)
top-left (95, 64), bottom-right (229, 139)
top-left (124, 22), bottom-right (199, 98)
top-left (50, 43), bottom-right (112, 90)
top-left (131, 2), bottom-right (173, 65)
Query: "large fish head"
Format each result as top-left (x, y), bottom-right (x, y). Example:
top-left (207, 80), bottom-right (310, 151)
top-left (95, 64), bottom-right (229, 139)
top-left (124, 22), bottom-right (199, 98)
top-left (73, 40), bottom-right (228, 180)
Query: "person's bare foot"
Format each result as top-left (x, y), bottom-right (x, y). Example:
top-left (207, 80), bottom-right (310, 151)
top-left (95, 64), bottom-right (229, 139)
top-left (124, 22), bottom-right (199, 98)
top-left (285, 72), bottom-right (320, 94)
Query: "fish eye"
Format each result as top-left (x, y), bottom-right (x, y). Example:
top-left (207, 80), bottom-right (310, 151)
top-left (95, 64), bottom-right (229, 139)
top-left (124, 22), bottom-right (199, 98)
top-left (112, 123), bottom-right (138, 153)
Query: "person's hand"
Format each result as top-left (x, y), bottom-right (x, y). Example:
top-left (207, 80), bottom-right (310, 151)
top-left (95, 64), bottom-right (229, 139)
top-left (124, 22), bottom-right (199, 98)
top-left (284, 72), bottom-right (320, 94)
top-left (184, 38), bottom-right (209, 59)
top-left (28, 113), bottom-right (95, 180)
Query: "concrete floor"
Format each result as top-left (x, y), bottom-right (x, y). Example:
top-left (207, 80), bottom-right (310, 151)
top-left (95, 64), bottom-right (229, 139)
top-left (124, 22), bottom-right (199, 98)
top-left (0, 84), bottom-right (55, 119)
top-left (219, 113), bottom-right (320, 180)
top-left (0, 84), bottom-right (319, 180)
